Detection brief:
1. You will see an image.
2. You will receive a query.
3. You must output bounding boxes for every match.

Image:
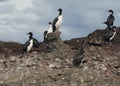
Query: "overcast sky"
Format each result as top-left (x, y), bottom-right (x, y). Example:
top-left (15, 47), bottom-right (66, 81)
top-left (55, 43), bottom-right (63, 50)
top-left (0, 0), bottom-right (120, 43)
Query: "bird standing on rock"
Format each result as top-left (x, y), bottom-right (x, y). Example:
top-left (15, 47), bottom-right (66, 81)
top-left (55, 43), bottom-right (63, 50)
top-left (52, 8), bottom-right (63, 32)
top-left (22, 32), bottom-right (39, 54)
top-left (44, 22), bottom-right (53, 42)
top-left (73, 41), bottom-right (86, 67)
top-left (106, 10), bottom-right (115, 28)
top-left (104, 26), bottom-right (116, 43)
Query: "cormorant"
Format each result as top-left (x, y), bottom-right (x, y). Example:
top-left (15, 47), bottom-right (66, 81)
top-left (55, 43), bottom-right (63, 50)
top-left (104, 26), bottom-right (116, 43)
top-left (73, 41), bottom-right (86, 67)
top-left (52, 8), bottom-right (63, 32)
top-left (106, 10), bottom-right (115, 27)
top-left (44, 31), bottom-right (48, 42)
top-left (43, 22), bottom-right (53, 42)
top-left (22, 32), bottom-right (39, 54)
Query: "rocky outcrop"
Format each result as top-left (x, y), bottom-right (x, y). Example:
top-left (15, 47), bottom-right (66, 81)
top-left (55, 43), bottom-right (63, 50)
top-left (86, 27), bottom-right (120, 46)
top-left (0, 29), bottom-right (120, 86)
top-left (45, 31), bottom-right (71, 52)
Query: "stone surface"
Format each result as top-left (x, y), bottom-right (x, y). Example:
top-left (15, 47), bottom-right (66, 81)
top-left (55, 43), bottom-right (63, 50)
top-left (0, 28), bottom-right (120, 86)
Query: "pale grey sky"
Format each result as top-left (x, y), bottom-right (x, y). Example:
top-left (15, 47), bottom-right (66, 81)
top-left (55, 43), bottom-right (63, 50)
top-left (0, 0), bottom-right (120, 43)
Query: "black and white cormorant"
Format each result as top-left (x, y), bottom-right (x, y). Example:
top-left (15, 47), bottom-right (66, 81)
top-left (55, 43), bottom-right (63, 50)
top-left (109, 26), bottom-right (116, 41)
top-left (43, 22), bottom-right (53, 42)
top-left (104, 26), bottom-right (116, 43)
top-left (52, 8), bottom-right (63, 32)
top-left (106, 9), bottom-right (115, 27)
top-left (73, 41), bottom-right (86, 67)
top-left (22, 32), bottom-right (39, 54)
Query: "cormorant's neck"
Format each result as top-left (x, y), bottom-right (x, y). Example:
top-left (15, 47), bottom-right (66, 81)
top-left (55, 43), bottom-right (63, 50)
top-left (111, 12), bottom-right (113, 15)
top-left (29, 35), bottom-right (33, 40)
top-left (49, 24), bottom-right (52, 28)
top-left (59, 11), bottom-right (62, 15)
top-left (79, 42), bottom-right (85, 54)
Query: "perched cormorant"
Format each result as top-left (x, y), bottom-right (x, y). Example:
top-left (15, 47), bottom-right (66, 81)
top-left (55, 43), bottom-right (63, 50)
top-left (28, 32), bottom-right (40, 48)
top-left (43, 22), bottom-right (53, 42)
top-left (22, 32), bottom-right (39, 54)
top-left (106, 10), bottom-right (115, 27)
top-left (104, 26), bottom-right (116, 43)
top-left (47, 22), bottom-right (53, 34)
top-left (44, 31), bottom-right (48, 42)
top-left (73, 41), bottom-right (86, 67)
top-left (52, 8), bottom-right (63, 32)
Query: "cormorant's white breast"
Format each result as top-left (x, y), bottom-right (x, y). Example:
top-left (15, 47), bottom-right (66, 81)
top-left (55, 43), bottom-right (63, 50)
top-left (110, 26), bottom-right (116, 41)
top-left (43, 22), bottom-right (53, 41)
top-left (27, 39), bottom-right (33, 52)
top-left (48, 22), bottom-right (53, 34)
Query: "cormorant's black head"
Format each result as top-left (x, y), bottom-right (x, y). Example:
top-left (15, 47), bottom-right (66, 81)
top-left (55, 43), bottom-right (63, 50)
top-left (58, 8), bottom-right (62, 15)
top-left (27, 32), bottom-right (33, 36)
top-left (107, 10), bottom-right (114, 14)
top-left (48, 22), bottom-right (52, 25)
top-left (58, 8), bottom-right (62, 12)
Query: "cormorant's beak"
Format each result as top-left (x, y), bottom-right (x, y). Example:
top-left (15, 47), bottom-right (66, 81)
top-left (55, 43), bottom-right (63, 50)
top-left (27, 33), bottom-right (29, 35)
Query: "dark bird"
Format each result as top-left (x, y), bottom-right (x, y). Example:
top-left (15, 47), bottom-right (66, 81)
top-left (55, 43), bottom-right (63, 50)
top-left (22, 32), bottom-right (39, 54)
top-left (73, 41), bottom-right (86, 67)
top-left (106, 10), bottom-right (115, 27)
top-left (52, 8), bottom-right (63, 32)
top-left (104, 26), bottom-right (116, 43)
top-left (44, 30), bottom-right (48, 42)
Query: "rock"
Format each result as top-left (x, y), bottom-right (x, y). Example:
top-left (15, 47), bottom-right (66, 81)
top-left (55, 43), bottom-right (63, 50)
top-left (0, 28), bottom-right (120, 86)
top-left (9, 56), bottom-right (16, 62)
top-left (49, 64), bottom-right (56, 69)
top-left (100, 64), bottom-right (107, 71)
top-left (25, 58), bottom-right (36, 67)
top-left (45, 31), bottom-right (71, 52)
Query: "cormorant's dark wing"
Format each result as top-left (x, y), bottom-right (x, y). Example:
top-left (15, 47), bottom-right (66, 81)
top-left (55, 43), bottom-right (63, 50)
top-left (107, 14), bottom-right (115, 26)
top-left (33, 38), bottom-right (39, 48)
top-left (52, 17), bottom-right (58, 32)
